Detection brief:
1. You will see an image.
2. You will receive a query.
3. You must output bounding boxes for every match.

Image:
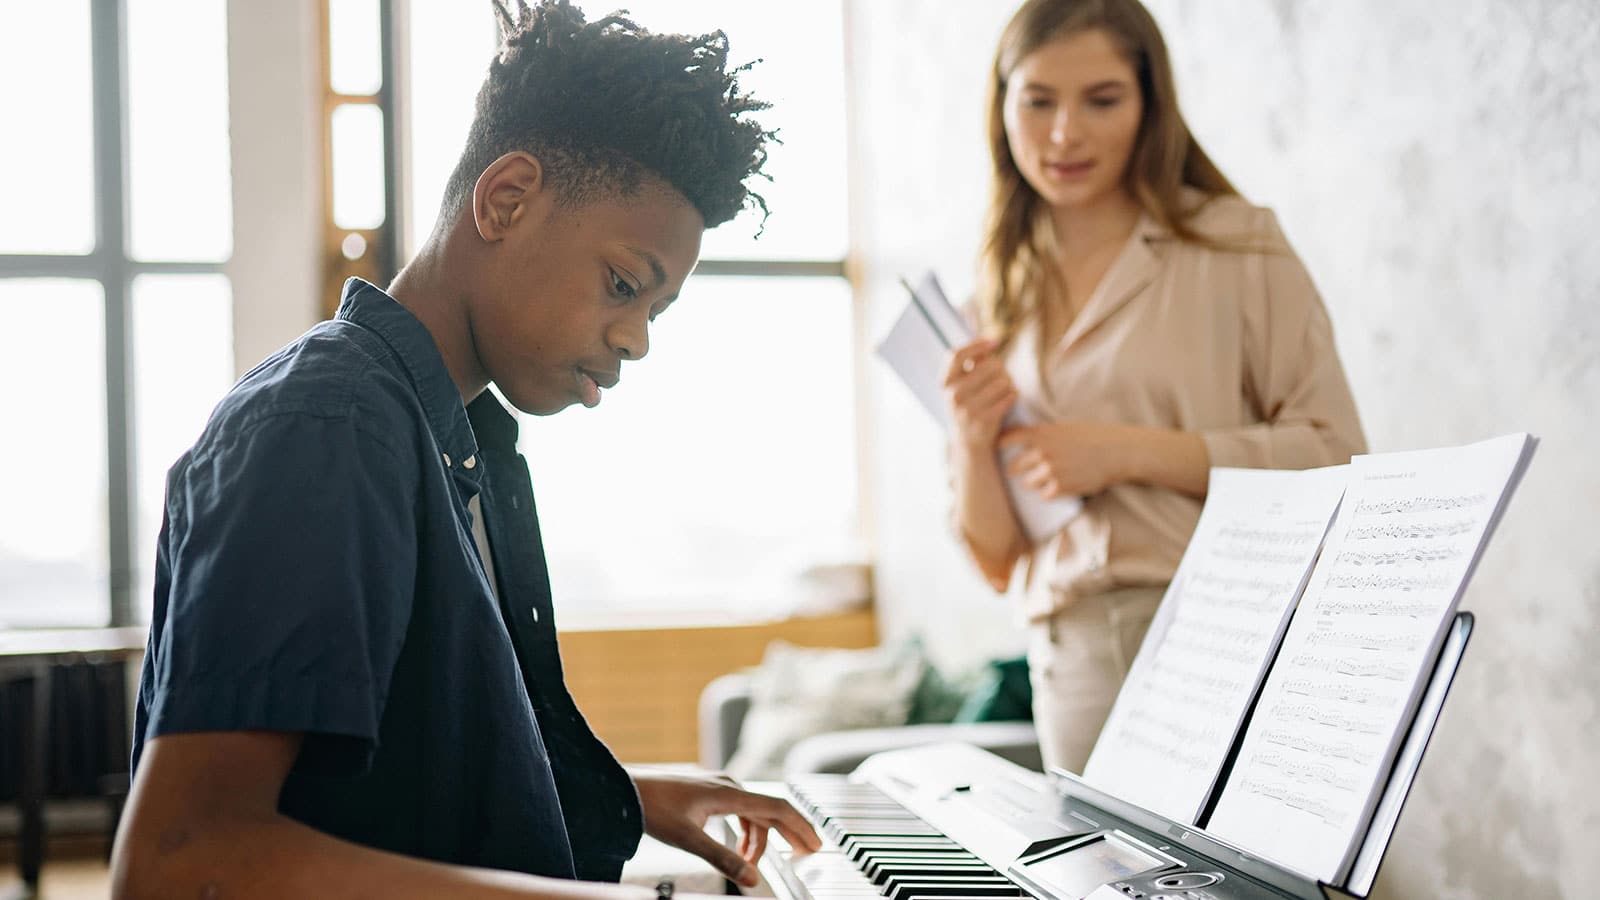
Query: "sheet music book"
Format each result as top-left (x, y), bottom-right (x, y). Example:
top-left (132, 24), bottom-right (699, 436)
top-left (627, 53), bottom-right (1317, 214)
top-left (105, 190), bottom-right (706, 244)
top-left (1083, 465), bottom-right (1349, 825)
top-left (1206, 432), bottom-right (1536, 883)
top-left (875, 271), bottom-right (1081, 544)
top-left (1078, 433), bottom-right (1536, 886)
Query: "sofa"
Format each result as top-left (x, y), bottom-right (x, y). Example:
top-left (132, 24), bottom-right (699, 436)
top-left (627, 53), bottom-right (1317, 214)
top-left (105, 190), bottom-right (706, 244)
top-left (697, 670), bottom-right (1043, 776)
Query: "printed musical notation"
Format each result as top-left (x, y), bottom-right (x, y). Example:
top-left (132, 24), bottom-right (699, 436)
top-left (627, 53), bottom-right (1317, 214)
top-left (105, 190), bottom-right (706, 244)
top-left (1187, 570), bottom-right (1300, 596)
top-left (1214, 524), bottom-right (1327, 546)
top-left (1258, 728), bottom-right (1375, 767)
top-left (1333, 546), bottom-right (1463, 567)
top-left (1264, 702), bottom-right (1387, 736)
top-left (1281, 678), bottom-right (1399, 707)
top-left (1345, 520), bottom-right (1474, 541)
top-left (1246, 752), bottom-right (1364, 793)
top-left (1145, 657), bottom-right (1243, 694)
top-left (1316, 597), bottom-right (1436, 618)
top-left (1208, 434), bottom-right (1536, 884)
top-left (1323, 573), bottom-right (1455, 593)
top-left (1231, 777), bottom-right (1350, 827)
top-left (1352, 494), bottom-right (1488, 516)
top-left (1083, 466), bottom-right (1349, 826)
top-left (1286, 654), bottom-right (1408, 682)
top-left (1122, 707), bottom-right (1229, 747)
top-left (1109, 727), bottom-right (1213, 774)
top-left (1304, 630), bottom-right (1423, 653)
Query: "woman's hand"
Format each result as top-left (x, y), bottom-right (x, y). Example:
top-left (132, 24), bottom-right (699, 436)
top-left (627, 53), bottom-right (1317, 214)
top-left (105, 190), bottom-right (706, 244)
top-left (998, 422), bottom-right (1137, 498)
top-left (943, 338), bottom-right (1018, 451)
top-left (632, 770), bottom-right (822, 888)
top-left (998, 423), bottom-right (1211, 499)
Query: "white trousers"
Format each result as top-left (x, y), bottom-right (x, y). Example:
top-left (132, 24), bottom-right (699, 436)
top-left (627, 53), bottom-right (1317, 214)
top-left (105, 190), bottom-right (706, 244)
top-left (1028, 585), bottom-right (1165, 775)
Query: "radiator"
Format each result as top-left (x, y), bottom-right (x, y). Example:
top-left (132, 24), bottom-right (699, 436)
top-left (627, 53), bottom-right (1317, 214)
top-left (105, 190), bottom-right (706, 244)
top-left (0, 660), bottom-right (130, 804)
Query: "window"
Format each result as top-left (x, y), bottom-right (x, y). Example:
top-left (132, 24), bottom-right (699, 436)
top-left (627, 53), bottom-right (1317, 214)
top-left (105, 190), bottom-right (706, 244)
top-left (0, 0), bottom-right (235, 628)
top-left (322, 0), bottom-right (396, 313)
top-left (398, 1), bottom-right (860, 619)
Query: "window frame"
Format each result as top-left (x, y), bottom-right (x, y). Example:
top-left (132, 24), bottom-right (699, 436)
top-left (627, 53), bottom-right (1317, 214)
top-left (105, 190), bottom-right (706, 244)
top-left (354, 1), bottom-right (867, 616)
top-left (0, 0), bottom-right (230, 627)
top-left (319, 0), bottom-right (403, 318)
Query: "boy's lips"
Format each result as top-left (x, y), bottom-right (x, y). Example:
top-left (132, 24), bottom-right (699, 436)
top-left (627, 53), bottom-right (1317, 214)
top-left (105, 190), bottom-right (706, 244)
top-left (581, 367), bottom-right (620, 389)
top-left (575, 369), bottom-right (601, 408)
top-left (575, 366), bottom-right (619, 409)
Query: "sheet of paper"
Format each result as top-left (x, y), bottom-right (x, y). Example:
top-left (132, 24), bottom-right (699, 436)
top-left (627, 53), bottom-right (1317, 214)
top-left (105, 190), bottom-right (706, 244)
top-left (875, 291), bottom-right (959, 432)
top-left (1083, 466), bottom-right (1348, 824)
top-left (1205, 433), bottom-right (1537, 884)
top-left (874, 272), bottom-right (1081, 543)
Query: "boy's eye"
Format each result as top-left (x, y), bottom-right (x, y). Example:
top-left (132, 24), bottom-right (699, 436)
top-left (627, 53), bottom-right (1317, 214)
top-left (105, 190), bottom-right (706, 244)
top-left (610, 269), bottom-right (638, 300)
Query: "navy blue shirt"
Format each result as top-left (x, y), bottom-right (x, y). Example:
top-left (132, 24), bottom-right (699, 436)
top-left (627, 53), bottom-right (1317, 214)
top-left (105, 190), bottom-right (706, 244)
top-left (133, 278), bottom-right (643, 881)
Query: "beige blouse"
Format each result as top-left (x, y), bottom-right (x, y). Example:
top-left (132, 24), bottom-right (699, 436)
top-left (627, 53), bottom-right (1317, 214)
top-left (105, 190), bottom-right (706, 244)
top-left (1003, 194), bottom-right (1367, 622)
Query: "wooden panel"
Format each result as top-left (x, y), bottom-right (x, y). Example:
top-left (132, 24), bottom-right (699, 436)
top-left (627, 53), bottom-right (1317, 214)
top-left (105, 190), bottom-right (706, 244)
top-left (556, 609), bottom-right (878, 764)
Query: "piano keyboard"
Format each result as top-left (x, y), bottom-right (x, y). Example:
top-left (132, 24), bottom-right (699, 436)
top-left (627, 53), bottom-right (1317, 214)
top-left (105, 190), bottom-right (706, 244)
top-left (777, 776), bottom-right (1028, 900)
top-left (749, 744), bottom-right (1297, 900)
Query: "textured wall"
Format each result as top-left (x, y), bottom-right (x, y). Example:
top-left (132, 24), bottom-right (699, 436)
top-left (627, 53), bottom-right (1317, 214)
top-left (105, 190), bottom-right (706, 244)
top-left (848, 2), bottom-right (1600, 897)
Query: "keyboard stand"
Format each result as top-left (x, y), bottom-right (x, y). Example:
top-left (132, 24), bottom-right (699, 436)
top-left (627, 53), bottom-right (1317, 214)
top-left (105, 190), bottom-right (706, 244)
top-left (1045, 612), bottom-right (1475, 899)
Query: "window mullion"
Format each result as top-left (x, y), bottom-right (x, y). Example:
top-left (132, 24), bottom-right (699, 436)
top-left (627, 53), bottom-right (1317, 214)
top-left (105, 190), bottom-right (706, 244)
top-left (379, 0), bottom-right (406, 282)
top-left (92, 0), bottom-right (137, 627)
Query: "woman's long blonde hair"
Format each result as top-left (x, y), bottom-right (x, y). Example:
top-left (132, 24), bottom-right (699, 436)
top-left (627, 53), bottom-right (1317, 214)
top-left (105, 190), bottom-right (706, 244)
top-left (979, 0), bottom-right (1237, 348)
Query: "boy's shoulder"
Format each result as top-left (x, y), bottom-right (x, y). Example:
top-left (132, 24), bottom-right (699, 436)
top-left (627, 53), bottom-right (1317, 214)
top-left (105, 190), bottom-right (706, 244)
top-left (193, 318), bottom-right (425, 464)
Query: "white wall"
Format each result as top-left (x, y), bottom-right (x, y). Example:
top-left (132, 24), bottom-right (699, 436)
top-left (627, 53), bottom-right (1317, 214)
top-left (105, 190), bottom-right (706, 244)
top-left (847, 2), bottom-right (1028, 667)
top-left (848, 1), bottom-right (1600, 897)
top-left (226, 0), bottom-right (323, 376)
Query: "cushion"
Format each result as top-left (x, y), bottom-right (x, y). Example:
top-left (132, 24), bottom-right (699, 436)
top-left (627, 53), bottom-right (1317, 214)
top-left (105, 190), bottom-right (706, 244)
top-left (725, 640), bottom-right (926, 781)
top-left (905, 642), bottom-right (973, 725)
top-left (952, 655), bottom-right (1033, 723)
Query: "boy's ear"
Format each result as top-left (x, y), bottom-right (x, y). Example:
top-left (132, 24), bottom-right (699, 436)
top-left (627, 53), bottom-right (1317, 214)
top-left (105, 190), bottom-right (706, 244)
top-left (472, 151), bottom-right (547, 242)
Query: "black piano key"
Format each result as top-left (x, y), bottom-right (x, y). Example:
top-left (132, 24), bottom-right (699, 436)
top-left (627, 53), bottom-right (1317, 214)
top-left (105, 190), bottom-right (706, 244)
top-left (851, 846), bottom-right (965, 861)
top-left (820, 809), bottom-right (921, 828)
top-left (845, 838), bottom-right (962, 862)
top-left (811, 801), bottom-right (902, 815)
top-left (828, 816), bottom-right (939, 831)
top-left (827, 818), bottom-right (940, 835)
top-left (861, 851), bottom-right (981, 861)
top-left (876, 870), bottom-right (1001, 890)
top-left (826, 821), bottom-right (941, 844)
top-left (779, 776), bottom-right (1031, 900)
top-left (886, 880), bottom-right (1023, 900)
top-left (857, 851), bottom-right (982, 867)
top-left (868, 862), bottom-right (995, 885)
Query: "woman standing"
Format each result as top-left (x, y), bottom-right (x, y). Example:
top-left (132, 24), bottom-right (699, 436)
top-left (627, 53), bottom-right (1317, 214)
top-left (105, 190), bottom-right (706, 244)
top-left (944, 0), bottom-right (1366, 774)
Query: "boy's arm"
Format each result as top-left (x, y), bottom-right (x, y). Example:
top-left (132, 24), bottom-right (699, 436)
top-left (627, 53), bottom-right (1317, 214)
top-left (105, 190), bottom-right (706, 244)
top-left (112, 732), bottom-right (662, 900)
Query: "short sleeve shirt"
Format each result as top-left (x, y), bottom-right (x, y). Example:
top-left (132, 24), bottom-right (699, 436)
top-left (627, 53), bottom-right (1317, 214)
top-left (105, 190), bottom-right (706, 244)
top-left (132, 278), bottom-right (642, 880)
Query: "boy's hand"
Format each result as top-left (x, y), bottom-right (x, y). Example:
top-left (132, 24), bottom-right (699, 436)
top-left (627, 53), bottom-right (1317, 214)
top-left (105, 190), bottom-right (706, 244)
top-left (632, 770), bottom-right (822, 888)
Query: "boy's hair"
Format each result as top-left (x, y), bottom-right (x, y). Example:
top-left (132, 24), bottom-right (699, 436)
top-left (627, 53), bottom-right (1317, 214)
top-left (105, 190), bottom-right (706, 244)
top-left (441, 0), bottom-right (775, 229)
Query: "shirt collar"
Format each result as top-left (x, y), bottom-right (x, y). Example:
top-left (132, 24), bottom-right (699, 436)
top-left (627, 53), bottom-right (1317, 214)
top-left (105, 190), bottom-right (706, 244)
top-left (466, 388), bottom-right (520, 456)
top-left (335, 278), bottom-right (482, 487)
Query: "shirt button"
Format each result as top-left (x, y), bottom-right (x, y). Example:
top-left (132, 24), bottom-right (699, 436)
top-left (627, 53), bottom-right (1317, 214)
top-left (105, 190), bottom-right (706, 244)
top-left (463, 455), bottom-right (477, 470)
top-left (530, 607), bottom-right (540, 623)
top-left (442, 452), bottom-right (452, 467)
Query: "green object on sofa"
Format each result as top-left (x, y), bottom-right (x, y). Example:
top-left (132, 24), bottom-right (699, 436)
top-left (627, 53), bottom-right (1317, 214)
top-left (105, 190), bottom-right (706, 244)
top-left (952, 656), bottom-right (1033, 722)
top-left (905, 658), bottom-right (970, 725)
